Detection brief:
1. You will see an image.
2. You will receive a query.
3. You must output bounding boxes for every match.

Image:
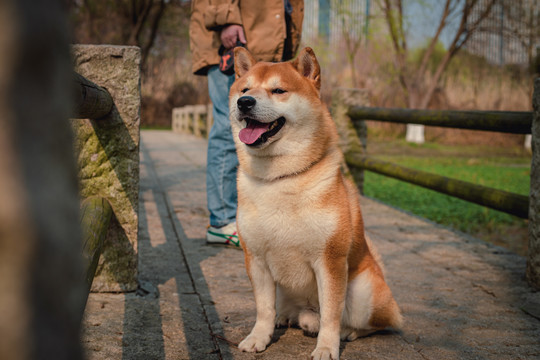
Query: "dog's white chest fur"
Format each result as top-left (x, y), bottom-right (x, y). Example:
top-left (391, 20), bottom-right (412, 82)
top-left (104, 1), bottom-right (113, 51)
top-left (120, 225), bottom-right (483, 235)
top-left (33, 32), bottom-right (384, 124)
top-left (237, 171), bottom-right (337, 290)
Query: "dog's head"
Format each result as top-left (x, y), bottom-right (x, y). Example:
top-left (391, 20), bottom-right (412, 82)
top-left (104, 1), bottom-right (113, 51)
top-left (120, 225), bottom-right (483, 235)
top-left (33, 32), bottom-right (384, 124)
top-left (229, 47), bottom-right (325, 156)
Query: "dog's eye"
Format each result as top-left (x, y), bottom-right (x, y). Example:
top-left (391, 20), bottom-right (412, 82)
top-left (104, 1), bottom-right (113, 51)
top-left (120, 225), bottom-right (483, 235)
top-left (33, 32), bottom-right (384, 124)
top-left (241, 88), bottom-right (249, 93)
top-left (272, 88), bottom-right (287, 94)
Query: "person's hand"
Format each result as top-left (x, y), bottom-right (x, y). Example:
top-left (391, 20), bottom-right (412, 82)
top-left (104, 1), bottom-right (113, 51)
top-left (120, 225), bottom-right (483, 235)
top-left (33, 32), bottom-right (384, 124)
top-left (220, 24), bottom-right (247, 49)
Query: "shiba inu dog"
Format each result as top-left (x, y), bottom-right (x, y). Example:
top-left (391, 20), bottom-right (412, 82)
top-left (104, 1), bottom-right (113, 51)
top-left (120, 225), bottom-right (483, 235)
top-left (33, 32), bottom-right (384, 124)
top-left (229, 47), bottom-right (403, 360)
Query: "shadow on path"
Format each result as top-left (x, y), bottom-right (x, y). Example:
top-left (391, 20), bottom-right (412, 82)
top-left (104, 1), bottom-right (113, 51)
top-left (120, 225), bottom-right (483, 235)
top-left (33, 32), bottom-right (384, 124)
top-left (121, 141), bottom-right (225, 359)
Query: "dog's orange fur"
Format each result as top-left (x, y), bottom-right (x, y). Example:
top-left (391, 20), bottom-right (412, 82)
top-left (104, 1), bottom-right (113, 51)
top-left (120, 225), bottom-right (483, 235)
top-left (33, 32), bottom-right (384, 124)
top-left (229, 47), bottom-right (402, 360)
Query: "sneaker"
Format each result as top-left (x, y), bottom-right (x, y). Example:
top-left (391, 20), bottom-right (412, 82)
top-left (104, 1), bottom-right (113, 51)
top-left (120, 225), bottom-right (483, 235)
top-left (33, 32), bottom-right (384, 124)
top-left (206, 222), bottom-right (241, 248)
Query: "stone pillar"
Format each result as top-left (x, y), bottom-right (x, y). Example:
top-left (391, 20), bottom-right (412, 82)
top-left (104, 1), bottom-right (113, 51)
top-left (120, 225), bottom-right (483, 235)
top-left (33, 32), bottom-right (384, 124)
top-left (527, 78), bottom-right (540, 290)
top-left (331, 88), bottom-right (370, 193)
top-left (0, 1), bottom-right (86, 359)
top-left (72, 45), bottom-right (141, 292)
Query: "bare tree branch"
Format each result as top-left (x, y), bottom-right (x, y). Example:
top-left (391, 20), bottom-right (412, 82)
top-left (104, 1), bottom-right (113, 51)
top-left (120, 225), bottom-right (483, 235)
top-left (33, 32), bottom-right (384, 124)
top-left (419, 0), bottom-right (497, 108)
top-left (416, 0), bottom-right (452, 81)
top-left (67, 0), bottom-right (168, 69)
top-left (128, 0), bottom-right (153, 45)
top-left (380, 0), bottom-right (498, 113)
top-left (381, 0), bottom-right (409, 97)
top-left (141, 0), bottom-right (166, 70)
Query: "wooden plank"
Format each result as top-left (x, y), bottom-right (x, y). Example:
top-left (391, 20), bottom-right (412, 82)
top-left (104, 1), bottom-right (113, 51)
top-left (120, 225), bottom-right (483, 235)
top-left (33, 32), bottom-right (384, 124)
top-left (348, 106), bottom-right (533, 134)
top-left (80, 197), bottom-right (113, 292)
top-left (72, 72), bottom-right (113, 119)
top-left (347, 154), bottom-right (529, 219)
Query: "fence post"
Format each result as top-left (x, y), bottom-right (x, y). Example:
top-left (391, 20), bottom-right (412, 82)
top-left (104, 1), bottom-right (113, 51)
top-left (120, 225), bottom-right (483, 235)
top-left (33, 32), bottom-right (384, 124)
top-left (193, 106), bottom-right (201, 137)
top-left (527, 78), bottom-right (540, 290)
top-left (183, 108), bottom-right (189, 132)
top-left (184, 105), bottom-right (193, 133)
top-left (178, 107), bottom-right (186, 132)
top-left (207, 103), bottom-right (214, 138)
top-left (331, 88), bottom-right (369, 193)
top-left (172, 108), bottom-right (180, 133)
top-left (71, 45), bottom-right (141, 292)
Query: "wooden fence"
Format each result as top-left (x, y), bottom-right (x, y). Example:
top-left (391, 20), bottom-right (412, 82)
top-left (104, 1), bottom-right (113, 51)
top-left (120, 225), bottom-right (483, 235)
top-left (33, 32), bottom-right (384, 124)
top-left (172, 104), bottom-right (213, 138)
top-left (171, 80), bottom-right (540, 290)
top-left (345, 108), bottom-right (531, 219)
top-left (339, 81), bottom-right (539, 290)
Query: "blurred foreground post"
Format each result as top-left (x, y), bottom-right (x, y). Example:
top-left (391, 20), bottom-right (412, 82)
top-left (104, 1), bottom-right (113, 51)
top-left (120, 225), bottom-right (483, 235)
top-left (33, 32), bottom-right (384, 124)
top-left (0, 1), bottom-right (85, 359)
top-left (528, 78), bottom-right (540, 290)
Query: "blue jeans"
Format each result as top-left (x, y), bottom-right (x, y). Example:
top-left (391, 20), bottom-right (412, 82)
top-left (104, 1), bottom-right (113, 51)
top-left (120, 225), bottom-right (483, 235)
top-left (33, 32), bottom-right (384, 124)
top-left (206, 66), bottom-right (238, 227)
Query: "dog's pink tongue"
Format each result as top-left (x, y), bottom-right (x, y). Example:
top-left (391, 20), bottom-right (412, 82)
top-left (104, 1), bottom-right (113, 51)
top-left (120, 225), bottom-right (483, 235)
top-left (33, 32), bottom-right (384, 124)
top-left (239, 120), bottom-right (270, 144)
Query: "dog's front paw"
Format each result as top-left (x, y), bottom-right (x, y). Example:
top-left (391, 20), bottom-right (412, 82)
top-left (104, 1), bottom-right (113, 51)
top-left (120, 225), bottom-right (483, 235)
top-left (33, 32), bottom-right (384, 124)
top-left (238, 332), bottom-right (272, 353)
top-left (310, 346), bottom-right (339, 360)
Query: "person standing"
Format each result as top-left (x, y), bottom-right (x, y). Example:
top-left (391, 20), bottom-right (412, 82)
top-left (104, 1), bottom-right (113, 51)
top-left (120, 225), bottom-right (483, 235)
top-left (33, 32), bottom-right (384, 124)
top-left (189, 0), bottom-right (304, 247)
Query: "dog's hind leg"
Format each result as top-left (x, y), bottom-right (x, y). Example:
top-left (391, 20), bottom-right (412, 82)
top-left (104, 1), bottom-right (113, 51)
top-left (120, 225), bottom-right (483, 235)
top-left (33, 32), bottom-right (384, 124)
top-left (275, 285), bottom-right (300, 328)
top-left (341, 270), bottom-right (373, 332)
top-left (299, 307), bottom-right (320, 335)
top-left (341, 268), bottom-right (403, 340)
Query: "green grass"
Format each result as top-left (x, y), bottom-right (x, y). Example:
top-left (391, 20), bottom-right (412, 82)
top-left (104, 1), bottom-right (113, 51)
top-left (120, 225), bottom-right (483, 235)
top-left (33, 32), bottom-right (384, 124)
top-left (362, 144), bottom-right (531, 255)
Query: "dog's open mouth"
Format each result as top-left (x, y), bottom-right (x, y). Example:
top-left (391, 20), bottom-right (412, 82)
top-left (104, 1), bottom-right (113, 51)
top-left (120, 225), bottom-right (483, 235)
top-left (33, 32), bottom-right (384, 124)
top-left (239, 117), bottom-right (286, 147)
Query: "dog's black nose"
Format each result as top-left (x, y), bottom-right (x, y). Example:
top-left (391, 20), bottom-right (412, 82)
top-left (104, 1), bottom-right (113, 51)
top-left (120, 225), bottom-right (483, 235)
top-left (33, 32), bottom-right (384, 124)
top-left (237, 96), bottom-right (256, 113)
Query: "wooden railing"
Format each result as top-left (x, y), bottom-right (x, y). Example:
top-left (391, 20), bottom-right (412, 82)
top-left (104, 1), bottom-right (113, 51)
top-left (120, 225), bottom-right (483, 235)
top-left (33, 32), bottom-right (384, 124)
top-left (341, 79), bottom-right (539, 290)
top-left (345, 108), bottom-right (532, 219)
top-left (347, 107), bottom-right (533, 134)
top-left (172, 104), bottom-right (213, 138)
top-left (73, 72), bottom-right (113, 119)
top-left (80, 197), bottom-right (113, 292)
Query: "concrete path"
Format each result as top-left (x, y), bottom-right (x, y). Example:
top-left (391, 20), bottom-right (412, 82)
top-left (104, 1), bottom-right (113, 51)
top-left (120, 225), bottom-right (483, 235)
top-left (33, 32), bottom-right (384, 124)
top-left (82, 130), bottom-right (540, 360)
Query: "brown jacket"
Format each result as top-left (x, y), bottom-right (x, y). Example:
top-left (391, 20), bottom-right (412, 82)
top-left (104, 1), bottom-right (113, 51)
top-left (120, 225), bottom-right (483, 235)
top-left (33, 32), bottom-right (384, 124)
top-left (190, 0), bottom-right (304, 75)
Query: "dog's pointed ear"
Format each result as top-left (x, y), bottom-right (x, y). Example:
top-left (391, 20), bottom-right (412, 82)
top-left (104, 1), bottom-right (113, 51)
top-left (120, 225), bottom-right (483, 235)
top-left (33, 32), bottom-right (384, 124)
top-left (234, 47), bottom-right (256, 80)
top-left (292, 47), bottom-right (321, 91)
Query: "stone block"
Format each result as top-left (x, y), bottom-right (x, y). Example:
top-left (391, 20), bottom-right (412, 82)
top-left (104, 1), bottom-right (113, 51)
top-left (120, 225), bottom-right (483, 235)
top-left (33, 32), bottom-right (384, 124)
top-left (71, 45), bottom-right (141, 292)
